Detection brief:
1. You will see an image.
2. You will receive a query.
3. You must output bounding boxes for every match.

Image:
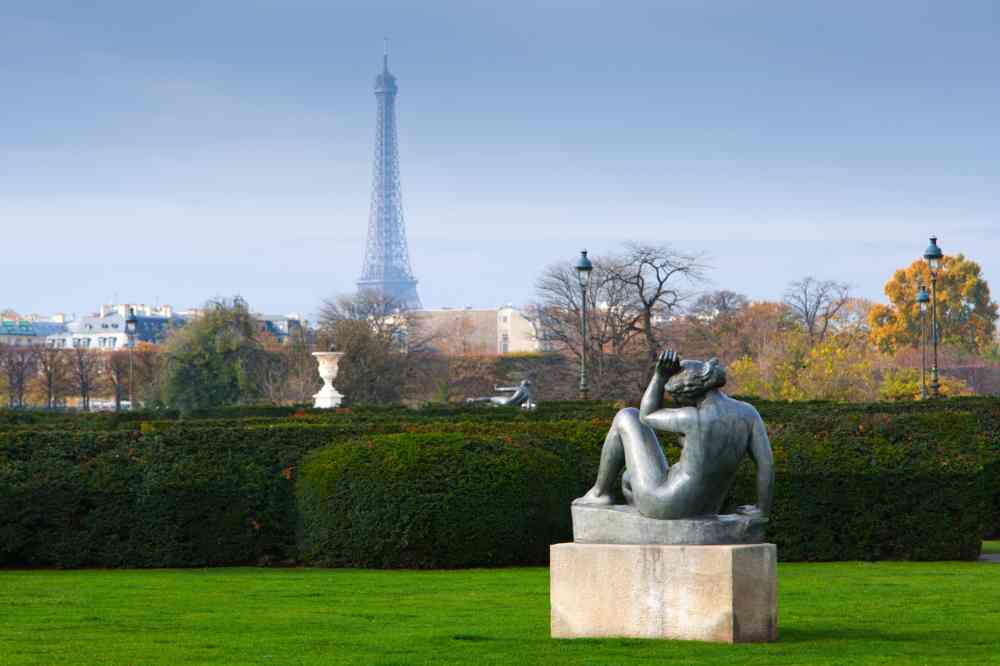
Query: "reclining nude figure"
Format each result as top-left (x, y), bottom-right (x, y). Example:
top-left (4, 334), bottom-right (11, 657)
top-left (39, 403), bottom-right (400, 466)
top-left (466, 379), bottom-right (536, 408)
top-left (575, 350), bottom-right (774, 520)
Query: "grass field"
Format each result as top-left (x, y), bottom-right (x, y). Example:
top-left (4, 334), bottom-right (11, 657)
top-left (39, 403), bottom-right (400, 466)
top-left (2, 554), bottom-right (999, 666)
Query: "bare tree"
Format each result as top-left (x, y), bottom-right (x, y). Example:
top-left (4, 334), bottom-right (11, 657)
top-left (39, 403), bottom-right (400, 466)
top-left (281, 327), bottom-right (320, 404)
top-left (69, 347), bottom-right (102, 411)
top-left (530, 255), bottom-right (648, 398)
top-left (612, 243), bottom-right (709, 362)
top-left (688, 290), bottom-right (749, 319)
top-left (317, 290), bottom-right (435, 405)
top-left (257, 352), bottom-right (289, 404)
top-left (104, 350), bottom-right (130, 411)
top-left (34, 346), bottom-right (69, 409)
top-left (678, 290), bottom-right (751, 362)
top-left (319, 290), bottom-right (409, 340)
top-left (131, 342), bottom-right (164, 406)
top-left (532, 256), bottom-right (643, 359)
top-left (0, 344), bottom-right (36, 408)
top-left (784, 277), bottom-right (851, 345)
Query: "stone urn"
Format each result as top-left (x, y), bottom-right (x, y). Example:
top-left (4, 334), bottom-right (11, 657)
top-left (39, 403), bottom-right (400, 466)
top-left (312, 351), bottom-right (345, 409)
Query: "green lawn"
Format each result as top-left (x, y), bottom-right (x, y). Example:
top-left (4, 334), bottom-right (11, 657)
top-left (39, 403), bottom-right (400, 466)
top-left (983, 540), bottom-right (1000, 555)
top-left (1, 560), bottom-right (998, 666)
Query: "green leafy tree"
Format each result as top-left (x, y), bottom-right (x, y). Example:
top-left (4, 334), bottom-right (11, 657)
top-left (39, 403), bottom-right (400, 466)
top-left (160, 297), bottom-right (271, 412)
top-left (878, 367), bottom-right (973, 401)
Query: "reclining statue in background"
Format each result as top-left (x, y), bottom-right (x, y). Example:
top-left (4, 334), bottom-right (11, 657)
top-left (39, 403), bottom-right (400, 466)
top-left (466, 379), bottom-right (537, 410)
top-left (575, 350), bottom-right (773, 520)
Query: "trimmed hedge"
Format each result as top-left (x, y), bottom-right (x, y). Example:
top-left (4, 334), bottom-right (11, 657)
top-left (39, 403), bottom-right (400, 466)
top-left (0, 431), bottom-right (298, 567)
top-left (297, 433), bottom-right (578, 568)
top-left (0, 419), bottom-right (605, 568)
top-left (724, 410), bottom-right (992, 560)
top-left (0, 399), bottom-right (996, 567)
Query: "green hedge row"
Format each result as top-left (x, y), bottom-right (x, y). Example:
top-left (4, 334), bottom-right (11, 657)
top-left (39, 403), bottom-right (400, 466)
top-left (297, 433), bottom-right (578, 568)
top-left (0, 420), bottom-right (605, 568)
top-left (0, 399), bottom-right (996, 567)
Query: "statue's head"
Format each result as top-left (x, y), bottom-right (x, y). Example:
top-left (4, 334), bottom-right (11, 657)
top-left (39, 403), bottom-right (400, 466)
top-left (665, 358), bottom-right (726, 404)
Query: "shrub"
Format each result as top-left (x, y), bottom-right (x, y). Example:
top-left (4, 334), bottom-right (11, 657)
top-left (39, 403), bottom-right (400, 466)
top-left (297, 433), bottom-right (577, 568)
top-left (724, 409), bottom-right (991, 560)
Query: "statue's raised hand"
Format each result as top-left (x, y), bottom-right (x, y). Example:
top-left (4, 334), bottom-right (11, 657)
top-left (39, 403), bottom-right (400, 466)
top-left (655, 349), bottom-right (682, 379)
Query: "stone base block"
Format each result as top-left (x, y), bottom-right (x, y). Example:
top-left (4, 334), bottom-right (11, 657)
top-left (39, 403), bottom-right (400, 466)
top-left (550, 543), bottom-right (777, 643)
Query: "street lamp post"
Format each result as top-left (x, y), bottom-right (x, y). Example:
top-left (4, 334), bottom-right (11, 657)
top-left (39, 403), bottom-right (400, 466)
top-left (916, 284), bottom-right (930, 400)
top-left (125, 308), bottom-right (138, 410)
top-left (574, 250), bottom-right (593, 400)
top-left (922, 237), bottom-right (943, 399)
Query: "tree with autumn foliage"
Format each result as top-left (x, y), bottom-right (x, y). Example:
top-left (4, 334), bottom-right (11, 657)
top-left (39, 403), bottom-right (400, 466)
top-left (869, 255), bottom-right (998, 354)
top-left (878, 367), bottom-right (973, 401)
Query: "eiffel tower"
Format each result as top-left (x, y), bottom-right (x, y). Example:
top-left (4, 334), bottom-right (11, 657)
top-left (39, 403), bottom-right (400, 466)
top-left (356, 44), bottom-right (421, 309)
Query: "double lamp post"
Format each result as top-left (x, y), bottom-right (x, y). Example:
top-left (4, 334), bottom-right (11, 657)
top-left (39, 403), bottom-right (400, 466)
top-left (920, 236), bottom-right (943, 399)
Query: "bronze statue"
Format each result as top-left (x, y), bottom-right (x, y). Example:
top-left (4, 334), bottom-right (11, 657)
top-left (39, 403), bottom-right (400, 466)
top-left (575, 350), bottom-right (773, 520)
top-left (466, 379), bottom-right (537, 409)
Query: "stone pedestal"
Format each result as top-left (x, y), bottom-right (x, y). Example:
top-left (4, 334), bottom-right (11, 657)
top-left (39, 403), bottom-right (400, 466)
top-left (550, 543), bottom-right (777, 643)
top-left (572, 504), bottom-right (767, 545)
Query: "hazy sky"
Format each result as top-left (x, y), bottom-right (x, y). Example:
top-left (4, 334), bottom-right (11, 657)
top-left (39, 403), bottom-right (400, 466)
top-left (3, 1), bottom-right (999, 318)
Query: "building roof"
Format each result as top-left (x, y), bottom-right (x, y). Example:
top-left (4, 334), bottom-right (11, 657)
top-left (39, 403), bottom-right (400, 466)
top-left (0, 320), bottom-right (67, 337)
top-left (54, 312), bottom-right (184, 343)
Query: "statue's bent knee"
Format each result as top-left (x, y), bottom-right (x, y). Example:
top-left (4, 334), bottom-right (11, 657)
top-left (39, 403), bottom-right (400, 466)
top-left (613, 407), bottom-right (642, 429)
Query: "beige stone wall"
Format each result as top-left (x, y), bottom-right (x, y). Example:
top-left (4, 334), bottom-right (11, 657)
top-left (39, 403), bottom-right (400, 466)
top-left (413, 309), bottom-right (499, 355)
top-left (497, 307), bottom-right (539, 353)
top-left (413, 307), bottom-right (539, 356)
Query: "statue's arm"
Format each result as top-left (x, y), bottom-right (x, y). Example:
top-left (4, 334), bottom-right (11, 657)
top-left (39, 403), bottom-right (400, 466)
top-left (639, 351), bottom-right (686, 432)
top-left (748, 415), bottom-right (774, 516)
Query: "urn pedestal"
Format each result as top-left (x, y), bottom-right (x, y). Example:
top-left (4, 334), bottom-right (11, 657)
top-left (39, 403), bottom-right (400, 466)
top-left (550, 542), bottom-right (778, 643)
top-left (312, 351), bottom-right (345, 409)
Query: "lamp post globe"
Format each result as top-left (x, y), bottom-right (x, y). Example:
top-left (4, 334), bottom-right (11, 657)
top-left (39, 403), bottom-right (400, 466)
top-left (922, 237), bottom-right (943, 398)
top-left (574, 250), bottom-right (593, 400)
top-left (923, 236), bottom-right (943, 273)
top-left (916, 284), bottom-right (930, 400)
top-left (575, 250), bottom-right (593, 287)
top-left (916, 285), bottom-right (930, 307)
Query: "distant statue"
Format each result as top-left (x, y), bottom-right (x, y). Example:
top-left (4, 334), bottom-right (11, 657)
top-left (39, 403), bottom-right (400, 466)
top-left (575, 350), bottom-right (773, 520)
top-left (466, 379), bottom-right (537, 410)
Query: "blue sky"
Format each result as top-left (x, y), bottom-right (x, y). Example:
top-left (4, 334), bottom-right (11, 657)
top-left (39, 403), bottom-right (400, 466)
top-left (3, 1), bottom-right (999, 318)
